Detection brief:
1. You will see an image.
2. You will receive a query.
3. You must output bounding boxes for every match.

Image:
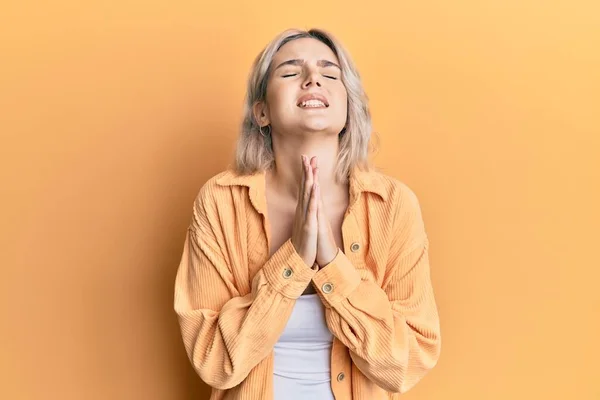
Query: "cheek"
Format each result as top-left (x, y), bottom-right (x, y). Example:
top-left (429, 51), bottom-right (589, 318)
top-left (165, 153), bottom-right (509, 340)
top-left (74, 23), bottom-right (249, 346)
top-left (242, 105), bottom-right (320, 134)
top-left (266, 84), bottom-right (295, 114)
top-left (335, 87), bottom-right (349, 115)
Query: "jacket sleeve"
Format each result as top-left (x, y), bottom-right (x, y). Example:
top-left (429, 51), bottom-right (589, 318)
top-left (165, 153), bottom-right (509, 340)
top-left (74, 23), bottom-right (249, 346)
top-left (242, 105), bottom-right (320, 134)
top-left (312, 188), bottom-right (441, 394)
top-left (174, 192), bottom-right (318, 390)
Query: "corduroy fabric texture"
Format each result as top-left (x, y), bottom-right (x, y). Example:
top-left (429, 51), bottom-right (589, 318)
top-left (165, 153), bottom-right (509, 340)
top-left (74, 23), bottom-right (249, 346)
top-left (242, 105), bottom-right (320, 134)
top-left (174, 167), bottom-right (441, 399)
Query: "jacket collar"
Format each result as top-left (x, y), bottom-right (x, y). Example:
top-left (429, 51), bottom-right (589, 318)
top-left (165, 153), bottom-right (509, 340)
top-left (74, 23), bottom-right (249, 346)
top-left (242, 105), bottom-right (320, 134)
top-left (216, 166), bottom-right (387, 216)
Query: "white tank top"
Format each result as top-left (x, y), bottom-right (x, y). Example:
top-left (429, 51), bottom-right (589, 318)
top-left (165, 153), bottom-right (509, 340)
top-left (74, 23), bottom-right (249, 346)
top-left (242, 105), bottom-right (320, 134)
top-left (273, 293), bottom-right (335, 399)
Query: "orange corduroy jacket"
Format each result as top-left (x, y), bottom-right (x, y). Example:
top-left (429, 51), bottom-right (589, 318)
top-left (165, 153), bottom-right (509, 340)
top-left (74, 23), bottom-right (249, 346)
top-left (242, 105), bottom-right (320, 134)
top-left (174, 167), bottom-right (441, 399)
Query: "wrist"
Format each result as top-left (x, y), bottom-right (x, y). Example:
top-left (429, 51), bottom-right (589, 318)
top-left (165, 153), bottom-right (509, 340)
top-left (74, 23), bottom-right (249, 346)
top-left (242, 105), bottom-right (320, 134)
top-left (317, 248), bottom-right (339, 268)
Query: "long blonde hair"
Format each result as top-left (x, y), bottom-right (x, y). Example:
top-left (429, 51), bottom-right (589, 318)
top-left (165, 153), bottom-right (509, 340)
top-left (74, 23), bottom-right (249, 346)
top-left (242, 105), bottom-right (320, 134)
top-left (234, 28), bottom-right (377, 183)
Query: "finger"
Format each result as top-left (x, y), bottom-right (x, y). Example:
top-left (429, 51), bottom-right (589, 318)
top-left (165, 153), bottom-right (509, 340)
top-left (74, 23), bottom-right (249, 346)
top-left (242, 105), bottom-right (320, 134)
top-left (311, 160), bottom-right (321, 221)
top-left (306, 156), bottom-right (314, 183)
top-left (298, 155), bottom-right (306, 202)
top-left (310, 156), bottom-right (317, 172)
top-left (311, 157), bottom-right (318, 193)
top-left (308, 182), bottom-right (319, 222)
top-left (307, 155), bottom-right (317, 189)
top-left (303, 157), bottom-right (313, 211)
top-left (317, 187), bottom-right (326, 230)
top-left (305, 156), bottom-right (313, 187)
top-left (314, 175), bottom-right (323, 223)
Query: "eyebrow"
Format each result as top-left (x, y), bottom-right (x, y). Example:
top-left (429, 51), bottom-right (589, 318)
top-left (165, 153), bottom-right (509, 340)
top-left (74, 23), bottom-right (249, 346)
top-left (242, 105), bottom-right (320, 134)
top-left (274, 59), bottom-right (341, 71)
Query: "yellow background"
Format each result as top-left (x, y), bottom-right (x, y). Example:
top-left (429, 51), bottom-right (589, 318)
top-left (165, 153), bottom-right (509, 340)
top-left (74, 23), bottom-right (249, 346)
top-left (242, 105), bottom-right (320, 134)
top-left (1, 1), bottom-right (599, 399)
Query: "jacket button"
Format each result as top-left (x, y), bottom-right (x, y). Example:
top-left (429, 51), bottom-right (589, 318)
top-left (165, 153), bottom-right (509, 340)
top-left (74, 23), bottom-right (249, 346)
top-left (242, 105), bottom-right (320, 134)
top-left (350, 242), bottom-right (360, 252)
top-left (282, 268), bottom-right (293, 279)
top-left (337, 372), bottom-right (345, 382)
top-left (322, 283), bottom-right (334, 294)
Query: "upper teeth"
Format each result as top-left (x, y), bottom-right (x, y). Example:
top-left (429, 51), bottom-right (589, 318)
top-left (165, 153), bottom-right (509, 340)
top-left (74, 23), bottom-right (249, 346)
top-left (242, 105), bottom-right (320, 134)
top-left (300, 100), bottom-right (326, 108)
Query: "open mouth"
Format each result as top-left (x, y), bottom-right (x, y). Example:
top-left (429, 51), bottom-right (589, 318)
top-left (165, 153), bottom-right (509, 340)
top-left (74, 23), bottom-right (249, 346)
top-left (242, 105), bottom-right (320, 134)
top-left (297, 94), bottom-right (329, 108)
top-left (298, 100), bottom-right (328, 108)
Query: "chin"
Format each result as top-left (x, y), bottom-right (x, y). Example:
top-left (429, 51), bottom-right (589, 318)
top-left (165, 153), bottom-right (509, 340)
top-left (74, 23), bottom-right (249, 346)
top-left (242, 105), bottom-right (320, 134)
top-left (303, 125), bottom-right (341, 135)
top-left (274, 117), bottom-right (345, 136)
top-left (301, 119), bottom-right (345, 134)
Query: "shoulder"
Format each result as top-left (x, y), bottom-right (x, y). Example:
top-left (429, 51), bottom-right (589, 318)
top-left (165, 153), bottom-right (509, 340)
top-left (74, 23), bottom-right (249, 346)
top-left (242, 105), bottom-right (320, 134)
top-left (368, 168), bottom-right (422, 211)
top-left (370, 169), bottom-right (427, 245)
top-left (197, 170), bottom-right (236, 198)
top-left (190, 169), bottom-right (245, 223)
top-left (194, 169), bottom-right (232, 202)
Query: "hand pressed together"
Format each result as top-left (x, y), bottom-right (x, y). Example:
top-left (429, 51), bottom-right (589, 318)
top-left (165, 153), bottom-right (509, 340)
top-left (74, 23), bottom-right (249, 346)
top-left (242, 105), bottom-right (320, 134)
top-left (291, 155), bottom-right (339, 268)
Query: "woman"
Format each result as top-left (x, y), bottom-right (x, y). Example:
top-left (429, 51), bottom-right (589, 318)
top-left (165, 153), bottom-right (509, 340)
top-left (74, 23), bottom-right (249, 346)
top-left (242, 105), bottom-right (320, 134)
top-left (174, 28), bottom-right (441, 400)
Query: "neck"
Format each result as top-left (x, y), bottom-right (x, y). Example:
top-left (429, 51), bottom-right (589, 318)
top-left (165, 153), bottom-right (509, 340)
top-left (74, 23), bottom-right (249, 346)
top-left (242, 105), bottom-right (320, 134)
top-left (268, 130), bottom-right (346, 203)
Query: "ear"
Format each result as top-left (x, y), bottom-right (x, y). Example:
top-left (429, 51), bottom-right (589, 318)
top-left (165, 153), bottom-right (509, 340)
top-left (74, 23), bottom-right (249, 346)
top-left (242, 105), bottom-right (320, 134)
top-left (252, 101), bottom-right (270, 127)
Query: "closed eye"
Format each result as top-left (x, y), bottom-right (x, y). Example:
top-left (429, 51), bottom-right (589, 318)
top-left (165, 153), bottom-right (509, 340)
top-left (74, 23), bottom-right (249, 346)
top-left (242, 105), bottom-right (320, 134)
top-left (282, 73), bottom-right (298, 78)
top-left (323, 75), bottom-right (338, 80)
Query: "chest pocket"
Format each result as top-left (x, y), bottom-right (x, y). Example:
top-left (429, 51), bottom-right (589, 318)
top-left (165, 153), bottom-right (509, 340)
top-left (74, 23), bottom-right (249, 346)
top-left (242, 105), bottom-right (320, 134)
top-left (347, 243), bottom-right (385, 287)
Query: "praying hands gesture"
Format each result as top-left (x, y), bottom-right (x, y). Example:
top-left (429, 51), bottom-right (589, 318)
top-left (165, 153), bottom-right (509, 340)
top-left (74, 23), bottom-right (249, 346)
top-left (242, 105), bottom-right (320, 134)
top-left (291, 155), bottom-right (339, 269)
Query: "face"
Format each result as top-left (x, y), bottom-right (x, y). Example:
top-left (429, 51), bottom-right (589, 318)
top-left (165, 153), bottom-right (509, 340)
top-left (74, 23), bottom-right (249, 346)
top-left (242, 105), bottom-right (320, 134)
top-left (255, 37), bottom-right (348, 136)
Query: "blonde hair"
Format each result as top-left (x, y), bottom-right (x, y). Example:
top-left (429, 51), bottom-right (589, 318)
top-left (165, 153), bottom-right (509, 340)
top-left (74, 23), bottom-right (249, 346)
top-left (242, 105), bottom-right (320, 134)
top-left (234, 28), bottom-right (377, 183)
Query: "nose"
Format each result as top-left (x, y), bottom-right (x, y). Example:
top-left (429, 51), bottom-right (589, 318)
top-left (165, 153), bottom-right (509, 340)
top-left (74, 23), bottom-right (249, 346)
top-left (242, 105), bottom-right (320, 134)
top-left (302, 68), bottom-right (322, 88)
